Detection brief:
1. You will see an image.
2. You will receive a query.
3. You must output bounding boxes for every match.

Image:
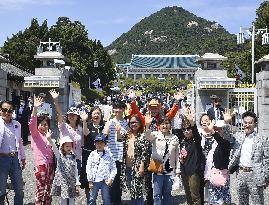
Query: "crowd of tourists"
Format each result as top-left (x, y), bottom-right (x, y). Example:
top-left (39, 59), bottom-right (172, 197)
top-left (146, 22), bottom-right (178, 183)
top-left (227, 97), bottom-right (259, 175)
top-left (0, 89), bottom-right (269, 205)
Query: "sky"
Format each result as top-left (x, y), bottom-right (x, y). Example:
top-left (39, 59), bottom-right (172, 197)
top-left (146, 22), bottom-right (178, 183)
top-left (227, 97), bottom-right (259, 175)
top-left (0, 0), bottom-right (265, 47)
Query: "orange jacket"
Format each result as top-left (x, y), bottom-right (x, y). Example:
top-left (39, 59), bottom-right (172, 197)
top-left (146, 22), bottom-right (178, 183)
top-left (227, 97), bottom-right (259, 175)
top-left (129, 101), bottom-right (179, 127)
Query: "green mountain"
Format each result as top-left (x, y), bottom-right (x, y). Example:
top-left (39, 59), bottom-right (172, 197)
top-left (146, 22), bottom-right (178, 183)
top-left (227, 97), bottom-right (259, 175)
top-left (106, 6), bottom-right (238, 64)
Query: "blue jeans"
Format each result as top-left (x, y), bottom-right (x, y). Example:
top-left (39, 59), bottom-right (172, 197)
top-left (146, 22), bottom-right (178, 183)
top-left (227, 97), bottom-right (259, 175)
top-left (126, 167), bottom-right (144, 205)
top-left (110, 161), bottom-right (122, 204)
top-left (153, 174), bottom-right (173, 205)
top-left (87, 180), bottom-right (110, 205)
top-left (0, 155), bottom-right (24, 205)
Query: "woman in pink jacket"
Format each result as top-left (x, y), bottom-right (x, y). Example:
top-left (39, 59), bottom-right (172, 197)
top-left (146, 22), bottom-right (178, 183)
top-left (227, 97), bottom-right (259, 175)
top-left (29, 96), bottom-right (55, 205)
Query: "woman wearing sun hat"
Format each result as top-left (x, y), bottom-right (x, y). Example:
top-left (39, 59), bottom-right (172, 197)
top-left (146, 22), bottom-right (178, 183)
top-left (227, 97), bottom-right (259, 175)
top-left (49, 89), bottom-right (83, 172)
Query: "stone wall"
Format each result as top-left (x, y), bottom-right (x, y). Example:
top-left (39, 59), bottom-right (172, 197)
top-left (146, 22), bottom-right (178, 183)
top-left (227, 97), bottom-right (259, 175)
top-left (0, 68), bottom-right (7, 100)
top-left (256, 71), bottom-right (269, 136)
top-left (35, 67), bottom-right (62, 76)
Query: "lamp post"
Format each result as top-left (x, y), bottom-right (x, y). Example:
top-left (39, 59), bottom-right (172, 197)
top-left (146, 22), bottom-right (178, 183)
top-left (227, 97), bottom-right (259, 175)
top-left (237, 23), bottom-right (269, 83)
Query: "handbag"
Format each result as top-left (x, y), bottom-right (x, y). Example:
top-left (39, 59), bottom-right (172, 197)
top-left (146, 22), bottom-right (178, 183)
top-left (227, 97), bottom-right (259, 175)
top-left (148, 136), bottom-right (169, 173)
top-left (147, 158), bottom-right (164, 173)
top-left (209, 167), bottom-right (228, 187)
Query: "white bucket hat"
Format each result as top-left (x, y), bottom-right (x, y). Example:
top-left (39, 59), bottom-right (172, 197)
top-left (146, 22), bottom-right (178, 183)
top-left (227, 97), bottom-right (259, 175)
top-left (59, 136), bottom-right (74, 149)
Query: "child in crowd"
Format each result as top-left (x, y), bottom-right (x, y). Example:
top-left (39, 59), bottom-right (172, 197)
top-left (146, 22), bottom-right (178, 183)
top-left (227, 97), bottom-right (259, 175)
top-left (49, 89), bottom-right (83, 171)
top-left (86, 134), bottom-right (117, 205)
top-left (29, 95), bottom-right (55, 205)
top-left (47, 134), bottom-right (80, 205)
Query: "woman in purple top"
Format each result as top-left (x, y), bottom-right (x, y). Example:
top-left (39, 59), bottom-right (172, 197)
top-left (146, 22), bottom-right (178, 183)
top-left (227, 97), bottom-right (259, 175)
top-left (49, 90), bottom-right (83, 171)
top-left (29, 95), bottom-right (55, 205)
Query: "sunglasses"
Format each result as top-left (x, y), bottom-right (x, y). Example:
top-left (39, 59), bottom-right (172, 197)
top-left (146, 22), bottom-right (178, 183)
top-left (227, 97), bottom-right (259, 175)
top-left (1, 108), bottom-right (14, 113)
top-left (182, 126), bottom-right (192, 132)
top-left (130, 121), bottom-right (138, 124)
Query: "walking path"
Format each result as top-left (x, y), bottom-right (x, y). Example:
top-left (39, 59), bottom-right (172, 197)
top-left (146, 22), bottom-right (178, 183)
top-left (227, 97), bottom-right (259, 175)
top-left (5, 144), bottom-right (269, 205)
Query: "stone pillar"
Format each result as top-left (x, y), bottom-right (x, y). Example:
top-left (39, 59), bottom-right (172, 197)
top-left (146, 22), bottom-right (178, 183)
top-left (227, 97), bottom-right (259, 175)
top-left (256, 71), bottom-right (269, 136)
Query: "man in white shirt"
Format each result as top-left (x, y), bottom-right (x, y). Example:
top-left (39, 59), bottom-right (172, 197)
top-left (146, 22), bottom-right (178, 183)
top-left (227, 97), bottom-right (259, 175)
top-left (229, 111), bottom-right (269, 205)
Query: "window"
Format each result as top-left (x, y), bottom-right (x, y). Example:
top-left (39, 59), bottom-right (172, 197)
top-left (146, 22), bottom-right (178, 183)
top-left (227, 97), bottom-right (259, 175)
top-left (207, 63), bottom-right (217, 69)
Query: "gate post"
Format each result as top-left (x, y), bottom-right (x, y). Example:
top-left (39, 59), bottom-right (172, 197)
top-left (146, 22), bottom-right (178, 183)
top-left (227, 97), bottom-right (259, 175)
top-left (256, 71), bottom-right (269, 136)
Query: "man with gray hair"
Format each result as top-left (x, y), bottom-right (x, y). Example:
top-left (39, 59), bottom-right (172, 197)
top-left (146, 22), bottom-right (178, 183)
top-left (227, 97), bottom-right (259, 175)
top-left (229, 111), bottom-right (269, 204)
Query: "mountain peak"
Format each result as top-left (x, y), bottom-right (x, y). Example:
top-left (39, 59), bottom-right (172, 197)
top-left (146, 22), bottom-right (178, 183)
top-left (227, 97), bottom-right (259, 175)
top-left (107, 6), bottom-right (236, 64)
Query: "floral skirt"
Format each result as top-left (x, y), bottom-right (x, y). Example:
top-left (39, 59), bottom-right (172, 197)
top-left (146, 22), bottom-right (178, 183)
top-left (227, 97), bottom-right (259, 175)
top-left (208, 177), bottom-right (231, 205)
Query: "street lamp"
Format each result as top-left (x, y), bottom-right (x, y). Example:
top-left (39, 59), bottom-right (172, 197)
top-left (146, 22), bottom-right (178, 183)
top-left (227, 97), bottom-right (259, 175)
top-left (237, 23), bottom-right (269, 83)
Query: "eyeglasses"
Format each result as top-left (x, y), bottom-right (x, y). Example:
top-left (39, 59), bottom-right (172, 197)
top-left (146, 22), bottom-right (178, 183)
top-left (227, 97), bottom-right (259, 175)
top-left (182, 126), bottom-right (192, 132)
top-left (1, 108), bottom-right (14, 113)
top-left (130, 121), bottom-right (138, 124)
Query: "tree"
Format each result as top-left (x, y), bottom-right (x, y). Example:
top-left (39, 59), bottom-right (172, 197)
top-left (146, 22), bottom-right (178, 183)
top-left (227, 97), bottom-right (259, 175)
top-left (254, 1), bottom-right (269, 71)
top-left (3, 18), bottom-right (47, 73)
top-left (2, 17), bottom-right (116, 96)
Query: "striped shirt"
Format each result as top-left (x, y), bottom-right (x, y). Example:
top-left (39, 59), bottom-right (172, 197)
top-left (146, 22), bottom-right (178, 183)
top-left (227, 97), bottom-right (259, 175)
top-left (106, 118), bottom-right (128, 162)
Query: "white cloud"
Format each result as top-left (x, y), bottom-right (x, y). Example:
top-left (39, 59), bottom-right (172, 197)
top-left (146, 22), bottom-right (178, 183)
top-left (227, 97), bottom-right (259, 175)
top-left (0, 0), bottom-right (74, 10)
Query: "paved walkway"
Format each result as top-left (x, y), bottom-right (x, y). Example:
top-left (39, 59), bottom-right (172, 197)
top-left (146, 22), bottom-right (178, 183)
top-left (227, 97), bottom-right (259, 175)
top-left (5, 144), bottom-right (269, 204)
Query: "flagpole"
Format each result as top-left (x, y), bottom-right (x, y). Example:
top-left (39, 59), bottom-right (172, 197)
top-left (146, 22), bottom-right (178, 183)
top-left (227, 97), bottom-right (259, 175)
top-left (237, 24), bottom-right (269, 84)
top-left (251, 24), bottom-right (255, 84)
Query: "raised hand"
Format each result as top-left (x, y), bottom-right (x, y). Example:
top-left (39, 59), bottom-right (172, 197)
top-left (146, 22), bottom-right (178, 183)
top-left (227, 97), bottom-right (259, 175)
top-left (223, 108), bottom-right (232, 123)
top-left (46, 129), bottom-right (53, 141)
top-left (34, 96), bottom-right (44, 108)
top-left (205, 120), bottom-right (215, 133)
top-left (80, 111), bottom-right (88, 122)
top-left (145, 111), bottom-right (153, 128)
top-left (49, 89), bottom-right (59, 100)
top-left (115, 122), bottom-right (122, 133)
top-left (184, 107), bottom-right (195, 126)
top-left (128, 91), bottom-right (136, 101)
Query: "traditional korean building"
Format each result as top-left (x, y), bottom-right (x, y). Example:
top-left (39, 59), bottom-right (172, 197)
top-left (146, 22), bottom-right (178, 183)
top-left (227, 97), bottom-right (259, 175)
top-left (192, 53), bottom-right (237, 123)
top-left (24, 39), bottom-right (81, 133)
top-left (0, 54), bottom-right (32, 103)
top-left (116, 54), bottom-right (200, 80)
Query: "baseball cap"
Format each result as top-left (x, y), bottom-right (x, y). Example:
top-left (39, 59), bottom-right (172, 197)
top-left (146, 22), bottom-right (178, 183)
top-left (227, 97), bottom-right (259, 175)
top-left (210, 95), bottom-right (222, 102)
top-left (148, 99), bottom-right (159, 107)
top-left (95, 134), bottom-right (107, 142)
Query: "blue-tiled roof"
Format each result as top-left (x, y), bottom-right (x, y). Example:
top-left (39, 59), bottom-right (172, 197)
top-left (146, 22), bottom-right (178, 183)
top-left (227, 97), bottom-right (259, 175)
top-left (130, 55), bottom-right (199, 68)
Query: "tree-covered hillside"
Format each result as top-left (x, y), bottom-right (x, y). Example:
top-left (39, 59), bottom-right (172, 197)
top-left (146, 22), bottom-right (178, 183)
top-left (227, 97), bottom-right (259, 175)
top-left (107, 6), bottom-right (238, 64)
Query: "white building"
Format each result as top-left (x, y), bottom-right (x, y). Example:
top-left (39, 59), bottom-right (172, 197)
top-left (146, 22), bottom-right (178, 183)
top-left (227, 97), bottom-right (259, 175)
top-left (116, 54), bottom-right (200, 80)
